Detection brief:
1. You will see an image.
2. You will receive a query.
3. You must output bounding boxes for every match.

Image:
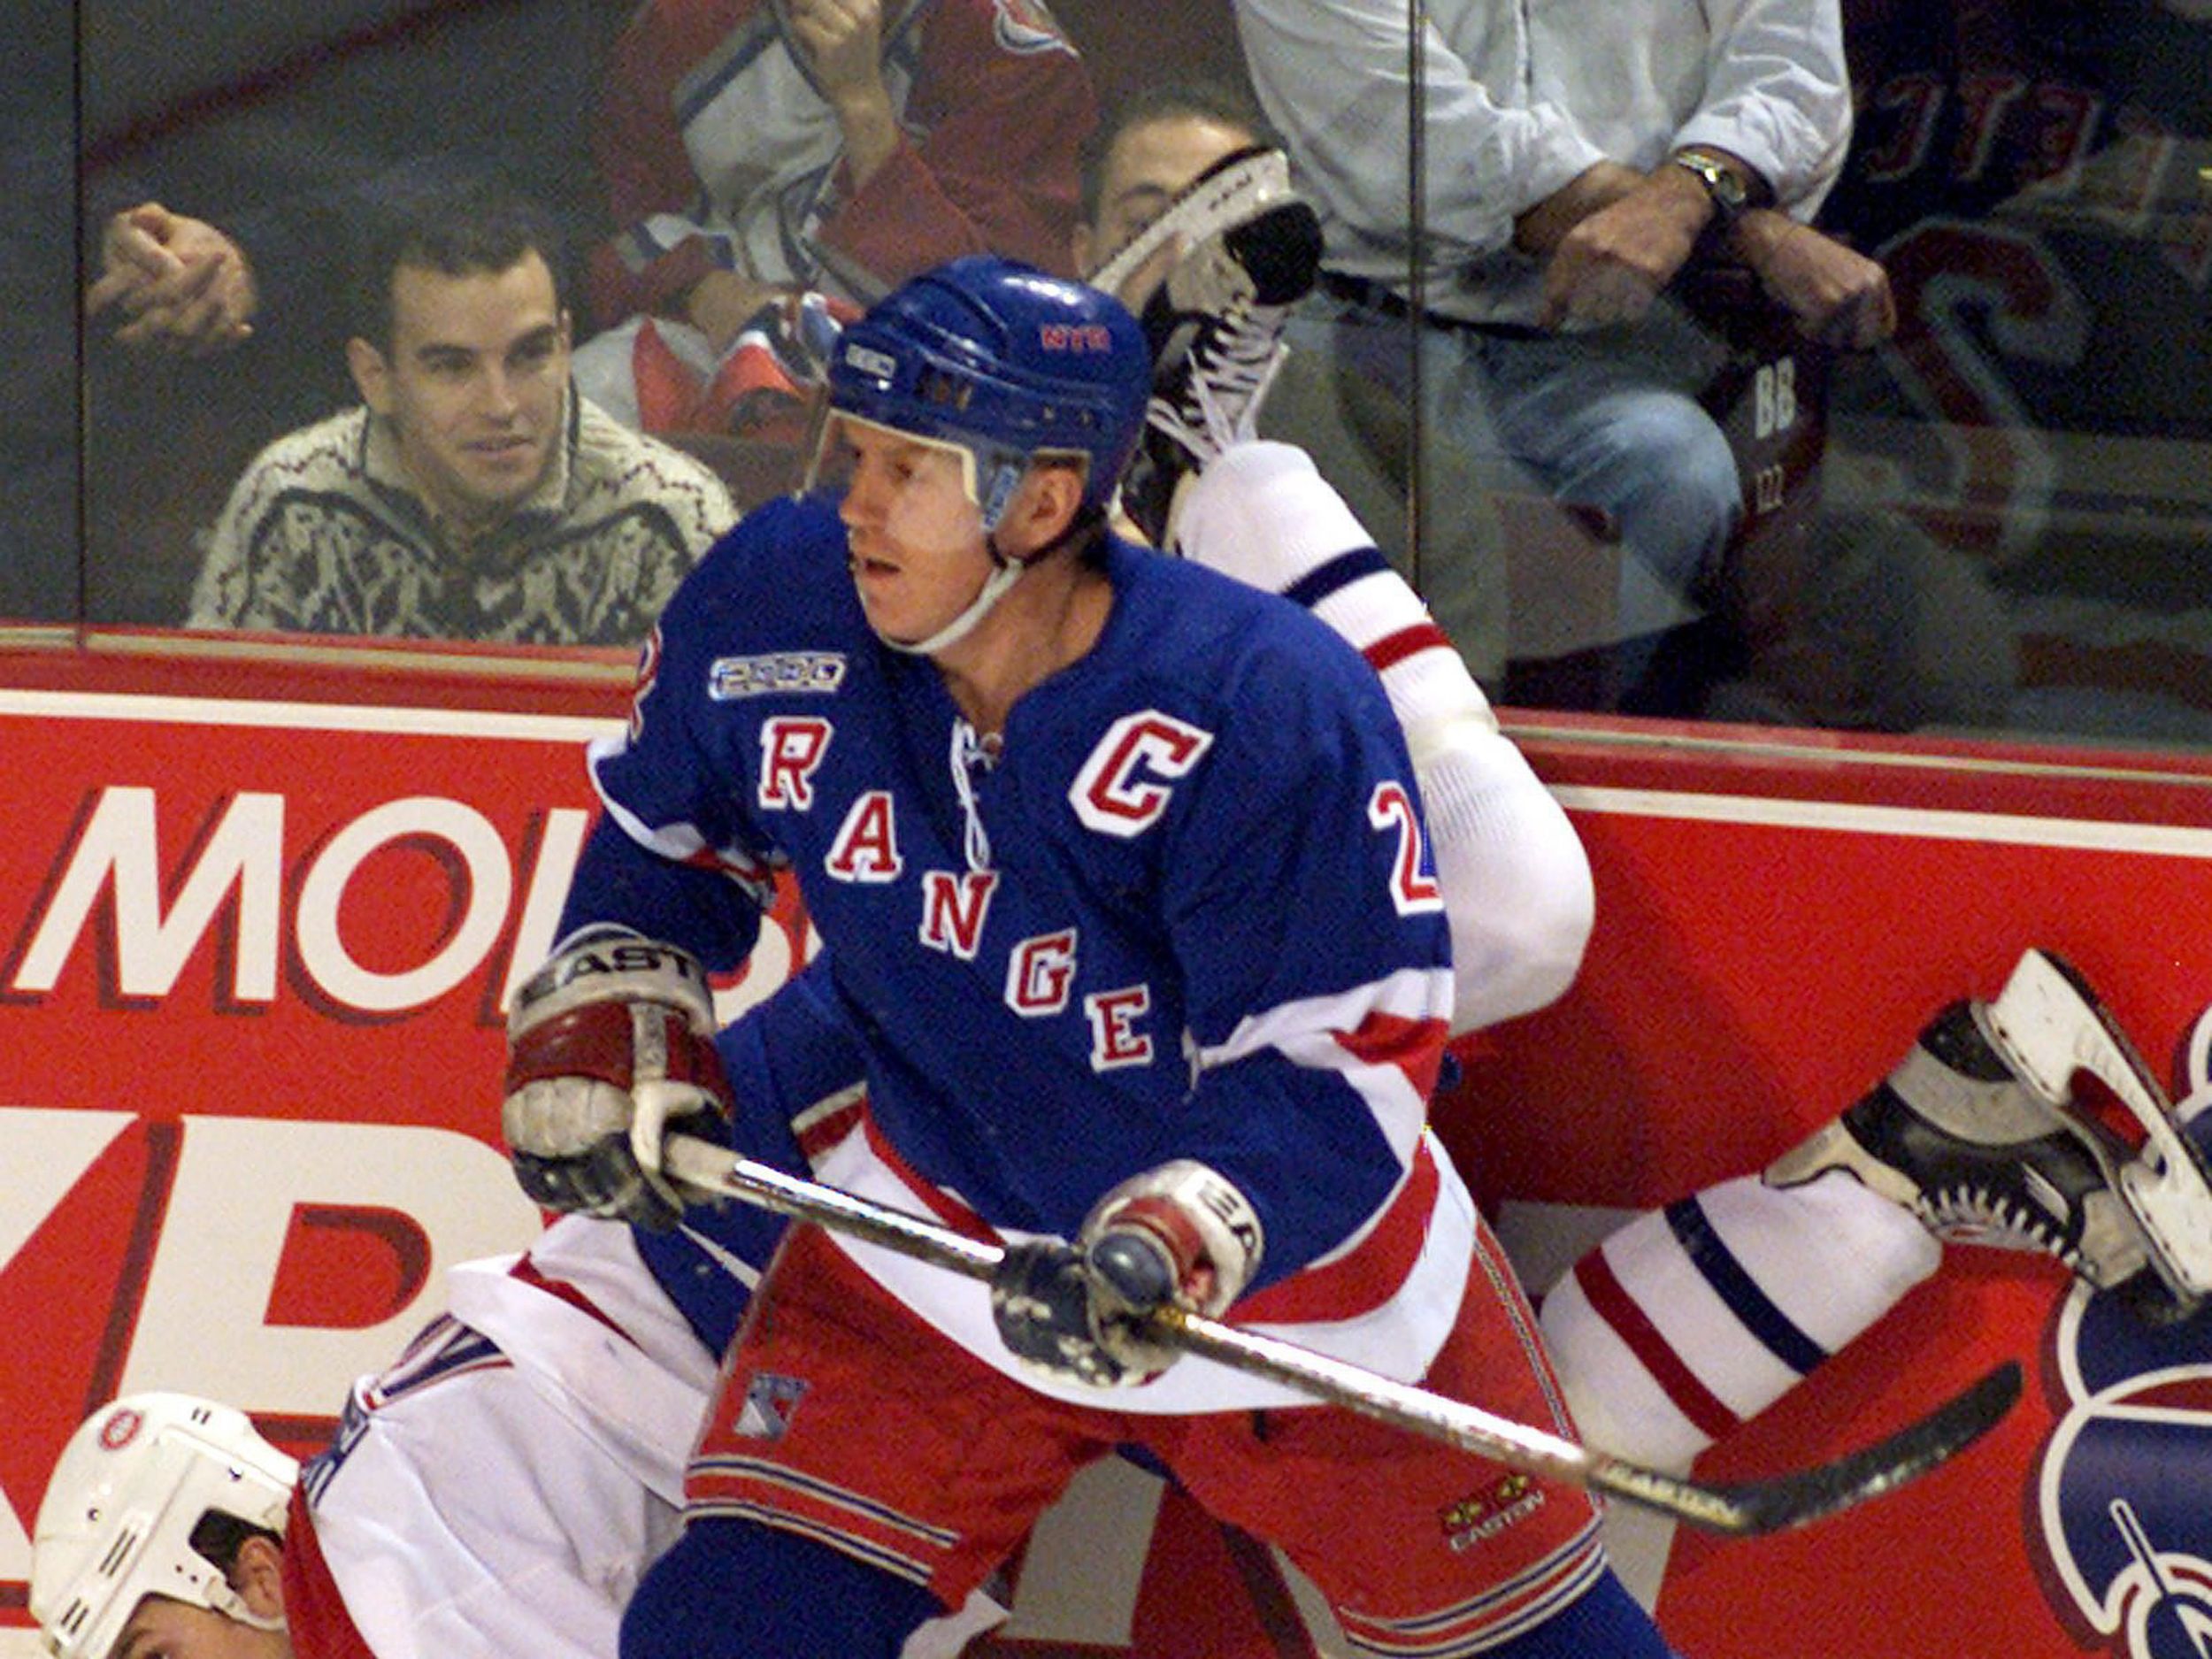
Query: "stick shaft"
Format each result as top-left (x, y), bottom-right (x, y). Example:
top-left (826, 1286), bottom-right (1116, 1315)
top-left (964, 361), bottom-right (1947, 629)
top-left (661, 1137), bottom-right (2017, 1536)
top-left (662, 1138), bottom-right (1733, 1525)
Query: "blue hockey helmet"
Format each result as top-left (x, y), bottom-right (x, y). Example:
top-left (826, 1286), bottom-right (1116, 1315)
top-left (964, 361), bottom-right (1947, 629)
top-left (824, 256), bottom-right (1149, 530)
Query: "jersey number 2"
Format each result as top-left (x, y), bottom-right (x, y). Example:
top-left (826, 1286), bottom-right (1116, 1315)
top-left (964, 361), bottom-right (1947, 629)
top-left (1369, 781), bottom-right (1443, 915)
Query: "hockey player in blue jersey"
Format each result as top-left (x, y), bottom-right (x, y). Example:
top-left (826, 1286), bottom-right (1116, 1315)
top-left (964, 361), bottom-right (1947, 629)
top-left (501, 254), bottom-right (1684, 1658)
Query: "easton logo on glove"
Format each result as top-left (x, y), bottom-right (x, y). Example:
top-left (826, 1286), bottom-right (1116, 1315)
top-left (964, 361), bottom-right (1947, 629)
top-left (521, 936), bottom-right (713, 1003)
top-left (502, 928), bottom-right (731, 1232)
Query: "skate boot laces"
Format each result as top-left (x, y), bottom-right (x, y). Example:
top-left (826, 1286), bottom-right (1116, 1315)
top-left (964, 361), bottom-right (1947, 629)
top-left (1148, 302), bottom-right (1289, 464)
top-left (1119, 180), bottom-right (1321, 549)
top-left (1870, 999), bottom-right (2147, 1282)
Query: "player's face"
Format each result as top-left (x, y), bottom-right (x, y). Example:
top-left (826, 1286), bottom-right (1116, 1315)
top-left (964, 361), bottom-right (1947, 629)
top-left (830, 415), bottom-right (996, 645)
top-left (1075, 113), bottom-right (1256, 290)
top-left (349, 251), bottom-right (571, 533)
top-left (109, 1596), bottom-right (286, 1659)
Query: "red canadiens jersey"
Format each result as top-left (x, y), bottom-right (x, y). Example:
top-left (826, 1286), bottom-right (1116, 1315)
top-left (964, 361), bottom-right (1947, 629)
top-left (588, 0), bottom-right (1094, 322)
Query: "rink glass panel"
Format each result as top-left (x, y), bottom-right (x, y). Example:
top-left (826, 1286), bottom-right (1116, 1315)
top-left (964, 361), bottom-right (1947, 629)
top-left (29, 4), bottom-right (2212, 723)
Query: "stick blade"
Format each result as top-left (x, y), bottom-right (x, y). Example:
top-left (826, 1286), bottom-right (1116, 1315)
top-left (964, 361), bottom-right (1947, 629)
top-left (1686, 1360), bottom-right (2024, 1536)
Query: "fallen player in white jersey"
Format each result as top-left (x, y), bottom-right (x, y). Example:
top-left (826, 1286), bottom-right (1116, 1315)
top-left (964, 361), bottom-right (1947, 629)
top-left (1088, 119), bottom-right (2212, 1486)
top-left (28, 987), bottom-right (1002, 1659)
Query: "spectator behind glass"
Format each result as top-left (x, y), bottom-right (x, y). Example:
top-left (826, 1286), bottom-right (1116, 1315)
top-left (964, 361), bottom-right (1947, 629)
top-left (186, 174), bottom-right (734, 645)
top-left (79, 133), bottom-right (618, 629)
top-left (570, 0), bottom-right (1099, 442)
top-left (1236, 0), bottom-right (1897, 711)
top-left (1071, 79), bottom-right (1513, 687)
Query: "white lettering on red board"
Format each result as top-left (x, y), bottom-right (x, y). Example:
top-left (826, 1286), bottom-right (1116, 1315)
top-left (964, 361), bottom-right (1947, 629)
top-left (7, 787), bottom-right (800, 1024)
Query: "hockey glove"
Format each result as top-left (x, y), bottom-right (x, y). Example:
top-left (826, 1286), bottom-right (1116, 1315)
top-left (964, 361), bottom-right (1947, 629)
top-left (990, 1162), bottom-right (1263, 1387)
top-left (502, 927), bottom-right (732, 1231)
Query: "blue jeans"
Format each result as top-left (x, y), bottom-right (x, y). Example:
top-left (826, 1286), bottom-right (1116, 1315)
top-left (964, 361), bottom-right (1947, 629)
top-left (1338, 299), bottom-right (1743, 704)
top-left (1464, 318), bottom-right (1740, 638)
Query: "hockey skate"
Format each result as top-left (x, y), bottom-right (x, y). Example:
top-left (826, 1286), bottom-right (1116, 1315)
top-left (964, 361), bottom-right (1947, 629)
top-left (1766, 949), bottom-right (2212, 1323)
top-left (1103, 147), bottom-right (1325, 550)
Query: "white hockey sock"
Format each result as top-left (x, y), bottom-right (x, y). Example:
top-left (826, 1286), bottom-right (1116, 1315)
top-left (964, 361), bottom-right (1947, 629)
top-left (1175, 440), bottom-right (1593, 1030)
top-left (1540, 1171), bottom-right (1941, 1471)
top-left (1171, 441), bottom-right (1496, 746)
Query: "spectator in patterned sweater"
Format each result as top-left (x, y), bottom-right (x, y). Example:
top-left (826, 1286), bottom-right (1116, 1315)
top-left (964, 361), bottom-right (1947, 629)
top-left (188, 173), bottom-right (734, 645)
top-left (570, 0), bottom-right (1098, 437)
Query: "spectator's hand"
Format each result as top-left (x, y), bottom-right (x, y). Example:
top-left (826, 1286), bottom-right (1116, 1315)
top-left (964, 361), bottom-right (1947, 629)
top-left (87, 203), bottom-right (258, 357)
top-left (1538, 169), bottom-right (1709, 331)
top-left (1732, 212), bottom-right (1897, 349)
top-left (684, 271), bottom-right (798, 356)
top-left (1512, 159), bottom-right (1643, 257)
top-left (785, 0), bottom-right (898, 183)
top-left (786, 0), bottom-right (884, 93)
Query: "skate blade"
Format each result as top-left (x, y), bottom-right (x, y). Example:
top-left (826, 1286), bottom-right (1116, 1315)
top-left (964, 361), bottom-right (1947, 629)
top-left (1092, 148), bottom-right (1297, 298)
top-left (1984, 949), bottom-right (2212, 1302)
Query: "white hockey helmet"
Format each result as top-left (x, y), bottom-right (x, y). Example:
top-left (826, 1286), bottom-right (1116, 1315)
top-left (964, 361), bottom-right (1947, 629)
top-left (30, 1394), bottom-right (298, 1659)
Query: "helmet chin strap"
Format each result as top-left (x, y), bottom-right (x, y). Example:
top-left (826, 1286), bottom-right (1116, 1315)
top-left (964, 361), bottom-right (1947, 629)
top-left (212, 1577), bottom-right (287, 1636)
top-left (876, 510), bottom-right (1101, 659)
top-left (879, 551), bottom-right (1025, 657)
top-left (229, 1603), bottom-right (289, 1637)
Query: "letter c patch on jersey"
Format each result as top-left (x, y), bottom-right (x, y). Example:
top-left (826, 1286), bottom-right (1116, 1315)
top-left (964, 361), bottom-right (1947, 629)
top-left (1069, 711), bottom-right (1214, 838)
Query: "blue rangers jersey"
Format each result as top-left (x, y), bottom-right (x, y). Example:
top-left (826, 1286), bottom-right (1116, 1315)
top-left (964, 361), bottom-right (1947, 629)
top-left (565, 495), bottom-right (1477, 1411)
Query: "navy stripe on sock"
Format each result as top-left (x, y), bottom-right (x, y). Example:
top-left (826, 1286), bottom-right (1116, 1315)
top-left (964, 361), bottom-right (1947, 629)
top-left (1664, 1194), bottom-right (1829, 1377)
top-left (1280, 545), bottom-right (1389, 611)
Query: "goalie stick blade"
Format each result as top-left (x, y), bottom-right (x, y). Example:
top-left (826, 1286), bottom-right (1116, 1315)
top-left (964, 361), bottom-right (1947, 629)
top-left (1668, 1359), bottom-right (2024, 1535)
top-left (659, 1138), bottom-right (2022, 1537)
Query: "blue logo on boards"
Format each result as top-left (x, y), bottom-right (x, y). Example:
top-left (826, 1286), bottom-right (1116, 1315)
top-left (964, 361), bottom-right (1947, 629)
top-left (2033, 1015), bottom-right (2212, 1659)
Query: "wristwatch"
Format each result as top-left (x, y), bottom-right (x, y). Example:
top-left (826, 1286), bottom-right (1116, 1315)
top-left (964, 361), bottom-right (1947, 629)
top-left (1671, 148), bottom-right (1752, 223)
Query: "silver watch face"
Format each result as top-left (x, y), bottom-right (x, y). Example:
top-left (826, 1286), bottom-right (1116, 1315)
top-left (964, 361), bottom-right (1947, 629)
top-left (1679, 153), bottom-right (1746, 212)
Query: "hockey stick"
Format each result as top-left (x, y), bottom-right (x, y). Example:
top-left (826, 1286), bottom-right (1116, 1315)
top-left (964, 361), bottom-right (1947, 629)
top-left (661, 1134), bottom-right (2019, 1536)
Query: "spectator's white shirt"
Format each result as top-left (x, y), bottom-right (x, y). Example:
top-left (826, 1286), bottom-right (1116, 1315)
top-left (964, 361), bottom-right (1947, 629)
top-left (1236, 0), bottom-right (1853, 323)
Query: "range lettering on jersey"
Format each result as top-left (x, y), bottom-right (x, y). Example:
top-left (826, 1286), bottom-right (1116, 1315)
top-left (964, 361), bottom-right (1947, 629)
top-left (759, 718), bottom-right (833, 810)
top-left (919, 871), bottom-right (999, 959)
top-left (1005, 930), bottom-right (1078, 1016)
top-left (826, 792), bottom-right (902, 881)
top-left (745, 710), bottom-right (1230, 1069)
top-left (1084, 986), bottom-right (1154, 1069)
